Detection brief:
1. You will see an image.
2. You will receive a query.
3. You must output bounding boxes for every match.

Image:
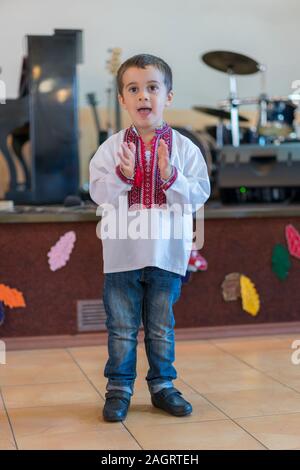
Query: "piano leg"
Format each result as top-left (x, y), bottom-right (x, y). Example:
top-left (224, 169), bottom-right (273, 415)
top-left (0, 134), bottom-right (18, 193)
top-left (11, 131), bottom-right (31, 190)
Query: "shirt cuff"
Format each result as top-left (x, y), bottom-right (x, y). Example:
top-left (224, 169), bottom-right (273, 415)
top-left (115, 165), bottom-right (134, 185)
top-left (160, 166), bottom-right (178, 191)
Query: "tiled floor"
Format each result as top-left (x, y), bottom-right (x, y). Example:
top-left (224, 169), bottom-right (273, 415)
top-left (1, 334), bottom-right (300, 450)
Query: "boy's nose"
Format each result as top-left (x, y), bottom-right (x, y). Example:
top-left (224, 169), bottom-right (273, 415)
top-left (139, 97), bottom-right (149, 101)
top-left (138, 92), bottom-right (150, 101)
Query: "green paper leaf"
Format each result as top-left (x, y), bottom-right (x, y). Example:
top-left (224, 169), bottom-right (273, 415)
top-left (272, 244), bottom-right (291, 280)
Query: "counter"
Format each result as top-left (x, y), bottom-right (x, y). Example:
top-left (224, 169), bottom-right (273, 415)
top-left (1, 201), bottom-right (300, 338)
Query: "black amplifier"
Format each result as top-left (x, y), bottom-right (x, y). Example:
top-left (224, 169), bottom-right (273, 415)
top-left (217, 143), bottom-right (300, 203)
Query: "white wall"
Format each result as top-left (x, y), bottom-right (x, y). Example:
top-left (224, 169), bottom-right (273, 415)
top-left (0, 0), bottom-right (299, 110)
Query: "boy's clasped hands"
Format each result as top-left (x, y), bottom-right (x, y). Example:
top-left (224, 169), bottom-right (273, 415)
top-left (118, 139), bottom-right (172, 181)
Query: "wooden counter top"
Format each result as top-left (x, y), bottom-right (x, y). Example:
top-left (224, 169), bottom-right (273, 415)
top-left (1, 200), bottom-right (300, 223)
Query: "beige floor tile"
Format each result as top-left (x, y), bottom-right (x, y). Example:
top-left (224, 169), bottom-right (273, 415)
top-left (6, 348), bottom-right (68, 358)
top-left (17, 428), bottom-right (141, 450)
top-left (0, 438), bottom-right (16, 450)
top-left (8, 402), bottom-right (121, 440)
top-left (212, 336), bottom-right (290, 354)
top-left (181, 367), bottom-right (279, 393)
top-left (0, 395), bottom-right (14, 444)
top-left (0, 350), bottom-right (85, 386)
top-left (265, 366), bottom-right (300, 387)
top-left (2, 381), bottom-right (102, 409)
top-left (279, 381), bottom-right (300, 394)
top-left (225, 349), bottom-right (295, 373)
top-left (175, 353), bottom-right (247, 374)
top-left (88, 374), bottom-right (189, 401)
top-left (88, 373), bottom-right (148, 399)
top-left (68, 346), bottom-right (108, 357)
top-left (237, 413), bottom-right (300, 450)
top-left (88, 375), bottom-right (226, 425)
top-left (204, 385), bottom-right (300, 418)
top-left (126, 393), bottom-right (226, 426)
top-left (68, 346), bottom-right (151, 377)
top-left (127, 420), bottom-right (265, 450)
top-left (276, 334), bottom-right (300, 346)
top-left (68, 347), bottom-right (108, 376)
top-left (175, 341), bottom-right (227, 357)
top-left (4, 336), bottom-right (300, 450)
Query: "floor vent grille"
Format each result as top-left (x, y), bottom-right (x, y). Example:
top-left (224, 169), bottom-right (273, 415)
top-left (77, 300), bottom-right (106, 332)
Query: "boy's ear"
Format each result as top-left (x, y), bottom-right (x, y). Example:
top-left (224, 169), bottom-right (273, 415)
top-left (118, 93), bottom-right (127, 110)
top-left (165, 90), bottom-right (174, 108)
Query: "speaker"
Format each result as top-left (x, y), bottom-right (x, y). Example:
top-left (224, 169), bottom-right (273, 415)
top-left (217, 143), bottom-right (300, 203)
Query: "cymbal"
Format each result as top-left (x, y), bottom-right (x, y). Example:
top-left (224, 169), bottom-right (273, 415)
top-left (193, 106), bottom-right (249, 122)
top-left (202, 50), bottom-right (260, 75)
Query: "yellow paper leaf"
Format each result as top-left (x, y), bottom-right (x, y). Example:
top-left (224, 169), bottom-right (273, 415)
top-left (240, 275), bottom-right (260, 316)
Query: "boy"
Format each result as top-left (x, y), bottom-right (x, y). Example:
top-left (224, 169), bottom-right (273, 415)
top-left (89, 54), bottom-right (210, 422)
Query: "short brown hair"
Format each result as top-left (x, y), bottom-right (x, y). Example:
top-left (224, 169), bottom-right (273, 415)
top-left (117, 54), bottom-right (173, 96)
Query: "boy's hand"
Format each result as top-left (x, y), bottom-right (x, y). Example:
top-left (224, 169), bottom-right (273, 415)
top-left (118, 142), bottom-right (136, 179)
top-left (158, 139), bottom-right (172, 181)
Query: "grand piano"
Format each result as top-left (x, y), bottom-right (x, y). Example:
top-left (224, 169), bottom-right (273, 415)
top-left (0, 29), bottom-right (82, 204)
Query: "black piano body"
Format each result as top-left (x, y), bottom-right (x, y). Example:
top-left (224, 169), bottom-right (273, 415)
top-left (0, 29), bottom-right (82, 204)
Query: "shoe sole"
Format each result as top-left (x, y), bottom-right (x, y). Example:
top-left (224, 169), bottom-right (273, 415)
top-left (151, 399), bottom-right (193, 417)
top-left (103, 414), bottom-right (126, 422)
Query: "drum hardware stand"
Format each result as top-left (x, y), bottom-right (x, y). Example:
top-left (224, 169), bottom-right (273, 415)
top-left (216, 119), bottom-right (224, 148)
top-left (258, 64), bottom-right (268, 127)
top-left (228, 70), bottom-right (240, 147)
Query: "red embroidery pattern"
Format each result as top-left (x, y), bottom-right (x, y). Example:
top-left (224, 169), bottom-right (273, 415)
top-left (124, 123), bottom-right (173, 209)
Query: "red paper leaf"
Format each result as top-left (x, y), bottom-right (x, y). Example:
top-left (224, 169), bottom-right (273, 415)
top-left (285, 224), bottom-right (300, 260)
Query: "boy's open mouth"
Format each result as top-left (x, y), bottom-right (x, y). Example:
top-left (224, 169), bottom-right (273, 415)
top-left (137, 107), bottom-right (152, 117)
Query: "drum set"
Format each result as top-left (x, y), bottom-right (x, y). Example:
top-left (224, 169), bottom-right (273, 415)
top-left (197, 50), bottom-right (300, 148)
top-left (175, 50), bottom-right (300, 199)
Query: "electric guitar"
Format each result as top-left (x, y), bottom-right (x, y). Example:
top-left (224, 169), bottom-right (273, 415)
top-left (106, 47), bottom-right (122, 132)
top-left (86, 92), bottom-right (108, 146)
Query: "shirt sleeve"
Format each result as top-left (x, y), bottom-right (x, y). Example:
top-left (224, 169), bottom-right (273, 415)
top-left (162, 138), bottom-right (211, 213)
top-left (89, 136), bottom-right (133, 208)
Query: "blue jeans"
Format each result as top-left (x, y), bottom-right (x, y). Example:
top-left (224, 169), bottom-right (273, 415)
top-left (103, 267), bottom-right (182, 396)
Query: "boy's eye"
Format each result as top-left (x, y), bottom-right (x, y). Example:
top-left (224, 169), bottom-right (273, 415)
top-left (129, 87), bottom-right (138, 93)
top-left (149, 85), bottom-right (159, 91)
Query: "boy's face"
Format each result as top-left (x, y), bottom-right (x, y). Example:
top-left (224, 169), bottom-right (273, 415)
top-left (118, 65), bottom-right (173, 132)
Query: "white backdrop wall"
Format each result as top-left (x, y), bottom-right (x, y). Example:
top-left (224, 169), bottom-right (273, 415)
top-left (0, 0), bottom-right (299, 109)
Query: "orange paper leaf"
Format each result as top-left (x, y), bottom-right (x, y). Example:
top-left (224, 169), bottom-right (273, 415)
top-left (0, 284), bottom-right (26, 308)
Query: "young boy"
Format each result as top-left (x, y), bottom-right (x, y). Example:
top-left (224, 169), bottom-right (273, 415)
top-left (89, 54), bottom-right (210, 422)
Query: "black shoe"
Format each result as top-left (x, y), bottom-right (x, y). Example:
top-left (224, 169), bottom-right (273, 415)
top-left (103, 390), bottom-right (131, 422)
top-left (151, 387), bottom-right (193, 417)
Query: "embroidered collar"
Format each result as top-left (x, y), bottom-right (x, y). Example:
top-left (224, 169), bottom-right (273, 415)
top-left (123, 121), bottom-right (173, 190)
top-left (129, 121), bottom-right (170, 140)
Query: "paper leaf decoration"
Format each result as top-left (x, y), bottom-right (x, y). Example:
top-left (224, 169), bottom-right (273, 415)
top-left (0, 284), bottom-right (26, 308)
top-left (240, 275), bottom-right (260, 316)
top-left (221, 273), bottom-right (241, 301)
top-left (0, 302), bottom-right (5, 325)
top-left (272, 244), bottom-right (291, 280)
top-left (285, 224), bottom-right (300, 260)
top-left (47, 231), bottom-right (76, 271)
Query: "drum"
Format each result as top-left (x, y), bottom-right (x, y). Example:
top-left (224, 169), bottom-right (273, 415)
top-left (258, 100), bottom-right (297, 141)
top-left (205, 124), bottom-right (258, 145)
top-left (173, 126), bottom-right (216, 178)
